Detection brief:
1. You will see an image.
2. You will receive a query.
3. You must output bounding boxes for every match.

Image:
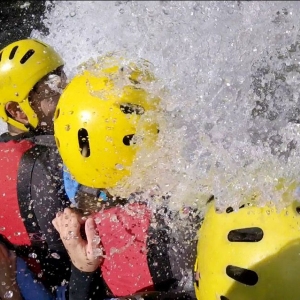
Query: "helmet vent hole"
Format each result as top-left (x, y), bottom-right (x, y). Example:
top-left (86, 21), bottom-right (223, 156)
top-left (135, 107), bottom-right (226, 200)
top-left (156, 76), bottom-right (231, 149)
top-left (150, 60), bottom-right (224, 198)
top-left (54, 108), bottom-right (60, 120)
top-left (228, 227), bottom-right (263, 242)
top-left (226, 265), bottom-right (258, 286)
top-left (20, 49), bottom-right (35, 64)
top-left (296, 207), bottom-right (300, 214)
top-left (120, 103), bottom-right (145, 115)
top-left (55, 137), bottom-right (60, 149)
top-left (206, 195), bottom-right (214, 204)
top-left (123, 134), bottom-right (135, 146)
top-left (220, 297), bottom-right (229, 300)
top-left (9, 46), bottom-right (18, 60)
top-left (78, 128), bottom-right (90, 157)
top-left (226, 204), bottom-right (246, 213)
top-left (226, 207), bottom-right (234, 213)
top-left (0, 51), bottom-right (2, 62)
top-left (129, 78), bottom-right (140, 85)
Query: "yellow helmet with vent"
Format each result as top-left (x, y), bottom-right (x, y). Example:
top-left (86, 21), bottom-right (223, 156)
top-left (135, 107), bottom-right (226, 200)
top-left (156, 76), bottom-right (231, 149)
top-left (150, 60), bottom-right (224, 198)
top-left (0, 39), bottom-right (64, 131)
top-left (54, 58), bottom-right (160, 188)
top-left (194, 187), bottom-right (300, 300)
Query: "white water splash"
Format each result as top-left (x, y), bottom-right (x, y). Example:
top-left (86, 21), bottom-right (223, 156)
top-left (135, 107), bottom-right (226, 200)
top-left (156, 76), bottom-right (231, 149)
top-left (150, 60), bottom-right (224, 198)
top-left (30, 1), bottom-right (300, 212)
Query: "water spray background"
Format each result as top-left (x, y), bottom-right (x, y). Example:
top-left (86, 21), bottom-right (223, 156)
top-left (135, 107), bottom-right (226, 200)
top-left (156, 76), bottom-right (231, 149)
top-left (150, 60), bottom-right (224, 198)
top-left (17, 1), bottom-right (300, 211)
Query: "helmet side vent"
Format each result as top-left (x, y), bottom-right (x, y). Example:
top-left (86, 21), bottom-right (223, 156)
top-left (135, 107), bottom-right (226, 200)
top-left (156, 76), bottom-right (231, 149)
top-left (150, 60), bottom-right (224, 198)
top-left (220, 297), bottom-right (229, 300)
top-left (120, 103), bottom-right (145, 115)
top-left (123, 134), bottom-right (135, 146)
top-left (0, 51), bottom-right (2, 62)
top-left (226, 265), bottom-right (258, 286)
top-left (20, 50), bottom-right (35, 64)
top-left (228, 227), bottom-right (263, 242)
top-left (78, 128), bottom-right (90, 157)
top-left (226, 207), bottom-right (234, 213)
top-left (9, 46), bottom-right (18, 60)
top-left (226, 204), bottom-right (245, 213)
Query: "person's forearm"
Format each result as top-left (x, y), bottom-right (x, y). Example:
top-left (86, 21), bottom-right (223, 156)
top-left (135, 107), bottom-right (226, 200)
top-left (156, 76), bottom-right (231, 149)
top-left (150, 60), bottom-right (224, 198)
top-left (69, 263), bottom-right (106, 300)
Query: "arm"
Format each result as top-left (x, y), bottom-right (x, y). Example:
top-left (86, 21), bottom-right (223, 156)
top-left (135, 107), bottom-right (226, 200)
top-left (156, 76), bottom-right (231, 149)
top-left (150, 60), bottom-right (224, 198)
top-left (68, 263), bottom-right (105, 300)
top-left (31, 146), bottom-right (71, 251)
top-left (30, 146), bottom-right (72, 288)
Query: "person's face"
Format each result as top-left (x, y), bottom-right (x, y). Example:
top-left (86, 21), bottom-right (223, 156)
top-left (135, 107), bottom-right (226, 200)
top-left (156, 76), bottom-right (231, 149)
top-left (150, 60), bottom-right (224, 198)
top-left (29, 66), bottom-right (67, 134)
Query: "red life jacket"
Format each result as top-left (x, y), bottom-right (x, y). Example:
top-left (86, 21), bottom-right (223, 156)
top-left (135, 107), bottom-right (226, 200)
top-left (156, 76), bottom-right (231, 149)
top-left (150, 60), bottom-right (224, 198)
top-left (94, 202), bottom-right (175, 297)
top-left (0, 139), bottom-right (34, 245)
top-left (94, 203), bottom-right (154, 297)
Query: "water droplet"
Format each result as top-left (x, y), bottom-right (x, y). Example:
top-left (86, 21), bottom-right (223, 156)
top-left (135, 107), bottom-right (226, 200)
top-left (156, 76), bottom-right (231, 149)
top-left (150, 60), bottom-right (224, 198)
top-left (61, 279), bottom-right (67, 286)
top-left (65, 125), bottom-right (71, 131)
top-left (69, 11), bottom-right (76, 17)
top-left (105, 136), bottom-right (113, 143)
top-left (94, 217), bottom-right (101, 224)
top-left (51, 252), bottom-right (60, 259)
top-left (294, 187), bottom-right (300, 199)
top-left (119, 8), bottom-right (124, 14)
top-left (0, 227), bottom-right (5, 231)
top-left (110, 214), bottom-right (118, 223)
top-left (93, 247), bottom-right (103, 257)
top-left (1, 281), bottom-right (6, 286)
top-left (28, 213), bottom-right (33, 219)
top-left (14, 232), bottom-right (21, 236)
top-left (28, 253), bottom-right (37, 259)
top-left (162, 7), bottom-right (169, 15)
top-left (4, 290), bottom-right (13, 298)
top-left (92, 235), bottom-right (101, 245)
top-left (115, 164), bottom-right (124, 170)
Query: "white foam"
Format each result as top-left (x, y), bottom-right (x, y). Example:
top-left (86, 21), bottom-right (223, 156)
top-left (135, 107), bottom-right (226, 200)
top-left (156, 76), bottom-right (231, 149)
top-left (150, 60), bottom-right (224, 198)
top-left (28, 1), bottom-right (300, 211)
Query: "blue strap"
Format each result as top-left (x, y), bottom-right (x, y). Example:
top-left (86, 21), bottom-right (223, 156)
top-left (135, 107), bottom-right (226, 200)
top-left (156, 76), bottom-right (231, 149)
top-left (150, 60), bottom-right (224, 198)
top-left (63, 166), bottom-right (108, 204)
top-left (55, 286), bottom-right (67, 300)
top-left (63, 167), bottom-right (79, 205)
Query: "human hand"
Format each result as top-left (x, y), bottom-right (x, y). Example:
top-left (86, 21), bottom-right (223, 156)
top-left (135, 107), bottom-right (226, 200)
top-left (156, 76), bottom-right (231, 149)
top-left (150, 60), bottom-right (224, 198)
top-left (52, 208), bottom-right (103, 273)
top-left (0, 244), bottom-right (22, 300)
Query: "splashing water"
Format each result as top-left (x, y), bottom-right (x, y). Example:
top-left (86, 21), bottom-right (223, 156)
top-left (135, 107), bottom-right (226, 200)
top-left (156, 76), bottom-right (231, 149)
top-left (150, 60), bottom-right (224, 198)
top-left (3, 291), bottom-right (13, 299)
top-left (30, 1), bottom-right (300, 212)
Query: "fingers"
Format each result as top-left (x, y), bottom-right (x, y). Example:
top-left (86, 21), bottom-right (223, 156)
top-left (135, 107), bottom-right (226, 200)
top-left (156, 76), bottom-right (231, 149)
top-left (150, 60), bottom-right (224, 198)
top-left (85, 218), bottom-right (102, 264)
top-left (85, 218), bottom-right (97, 247)
top-left (52, 208), bottom-right (83, 242)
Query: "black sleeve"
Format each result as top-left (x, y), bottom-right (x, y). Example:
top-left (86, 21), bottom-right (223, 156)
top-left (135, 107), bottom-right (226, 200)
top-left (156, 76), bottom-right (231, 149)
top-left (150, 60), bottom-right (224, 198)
top-left (69, 264), bottom-right (106, 300)
top-left (31, 146), bottom-right (71, 252)
top-left (29, 146), bottom-right (72, 288)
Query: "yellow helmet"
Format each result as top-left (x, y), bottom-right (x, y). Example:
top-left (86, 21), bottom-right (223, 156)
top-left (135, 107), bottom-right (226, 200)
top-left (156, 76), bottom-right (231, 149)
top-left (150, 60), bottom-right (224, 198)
top-left (54, 59), bottom-right (160, 188)
top-left (194, 195), bottom-right (300, 300)
top-left (0, 39), bottom-right (64, 131)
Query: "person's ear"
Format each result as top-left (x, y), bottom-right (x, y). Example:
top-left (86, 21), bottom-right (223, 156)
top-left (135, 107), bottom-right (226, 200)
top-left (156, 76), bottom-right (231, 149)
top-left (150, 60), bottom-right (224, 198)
top-left (5, 102), bottom-right (28, 124)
